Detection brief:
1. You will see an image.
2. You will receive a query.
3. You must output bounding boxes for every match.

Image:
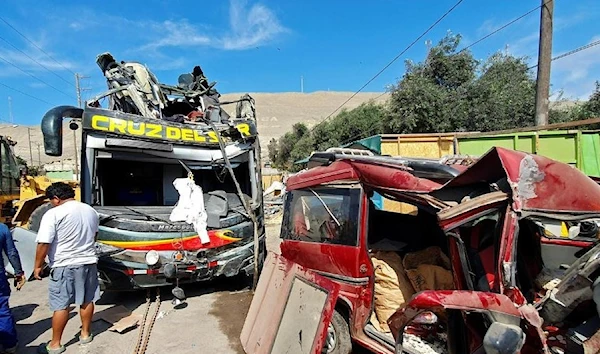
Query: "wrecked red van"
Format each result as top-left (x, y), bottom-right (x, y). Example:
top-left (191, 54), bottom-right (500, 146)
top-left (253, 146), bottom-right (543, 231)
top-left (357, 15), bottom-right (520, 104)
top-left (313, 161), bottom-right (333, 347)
top-left (241, 147), bottom-right (600, 354)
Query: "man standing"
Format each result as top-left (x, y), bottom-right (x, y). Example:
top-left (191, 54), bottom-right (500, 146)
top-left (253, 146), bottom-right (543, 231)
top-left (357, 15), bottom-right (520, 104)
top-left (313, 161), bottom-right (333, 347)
top-left (0, 223), bottom-right (25, 354)
top-left (34, 182), bottom-right (99, 354)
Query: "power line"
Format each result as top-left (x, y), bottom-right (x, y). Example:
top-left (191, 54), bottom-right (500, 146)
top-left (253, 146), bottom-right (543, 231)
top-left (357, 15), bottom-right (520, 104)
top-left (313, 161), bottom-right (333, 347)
top-left (459, 1), bottom-right (553, 52)
top-left (0, 53), bottom-right (73, 98)
top-left (0, 81), bottom-right (54, 105)
top-left (534, 38), bottom-right (600, 68)
top-left (338, 38), bottom-right (600, 148)
top-left (0, 16), bottom-right (76, 75)
top-left (0, 35), bottom-right (75, 87)
top-left (339, 126), bottom-right (382, 147)
top-left (320, 1), bottom-right (549, 137)
top-left (312, 0), bottom-right (465, 131)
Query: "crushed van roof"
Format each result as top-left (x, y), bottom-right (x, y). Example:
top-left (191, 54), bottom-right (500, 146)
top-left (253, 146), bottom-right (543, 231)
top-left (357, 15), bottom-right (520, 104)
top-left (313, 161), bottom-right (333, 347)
top-left (287, 147), bottom-right (600, 217)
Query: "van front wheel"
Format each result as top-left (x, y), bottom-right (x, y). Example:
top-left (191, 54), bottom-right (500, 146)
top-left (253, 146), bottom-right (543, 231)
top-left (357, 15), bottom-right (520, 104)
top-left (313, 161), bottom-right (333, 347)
top-left (323, 309), bottom-right (351, 354)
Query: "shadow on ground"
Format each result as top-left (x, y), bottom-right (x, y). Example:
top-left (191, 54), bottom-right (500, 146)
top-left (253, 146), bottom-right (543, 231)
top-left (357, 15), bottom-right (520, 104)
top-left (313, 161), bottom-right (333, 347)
top-left (97, 274), bottom-right (251, 309)
top-left (18, 311), bottom-right (77, 353)
top-left (12, 303), bottom-right (38, 322)
top-left (14, 276), bottom-right (255, 353)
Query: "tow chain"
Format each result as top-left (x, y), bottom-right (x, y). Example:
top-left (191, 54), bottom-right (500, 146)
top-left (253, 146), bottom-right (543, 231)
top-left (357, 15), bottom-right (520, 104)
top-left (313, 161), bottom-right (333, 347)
top-left (133, 288), bottom-right (161, 354)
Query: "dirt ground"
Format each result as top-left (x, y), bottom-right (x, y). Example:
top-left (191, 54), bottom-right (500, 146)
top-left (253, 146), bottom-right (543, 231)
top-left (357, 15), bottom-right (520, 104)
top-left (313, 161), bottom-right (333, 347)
top-left (9, 224), bottom-right (282, 354)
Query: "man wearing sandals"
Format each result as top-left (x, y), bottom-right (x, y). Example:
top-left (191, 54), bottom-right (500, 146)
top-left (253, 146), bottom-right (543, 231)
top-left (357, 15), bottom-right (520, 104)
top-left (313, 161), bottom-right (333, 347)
top-left (33, 182), bottom-right (100, 354)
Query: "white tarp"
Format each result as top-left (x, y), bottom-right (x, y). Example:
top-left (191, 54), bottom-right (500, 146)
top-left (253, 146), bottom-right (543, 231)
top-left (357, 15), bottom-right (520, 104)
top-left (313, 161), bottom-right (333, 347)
top-left (169, 178), bottom-right (210, 244)
top-left (263, 181), bottom-right (286, 197)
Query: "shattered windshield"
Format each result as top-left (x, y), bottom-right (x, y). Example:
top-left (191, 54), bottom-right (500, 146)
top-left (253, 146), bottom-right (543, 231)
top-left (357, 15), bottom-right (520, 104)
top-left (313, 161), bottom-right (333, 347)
top-left (281, 186), bottom-right (361, 246)
top-left (93, 156), bottom-right (251, 208)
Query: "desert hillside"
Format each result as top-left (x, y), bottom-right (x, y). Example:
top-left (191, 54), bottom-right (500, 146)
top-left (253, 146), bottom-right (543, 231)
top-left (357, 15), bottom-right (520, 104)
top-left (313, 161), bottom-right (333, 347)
top-left (0, 91), bottom-right (389, 165)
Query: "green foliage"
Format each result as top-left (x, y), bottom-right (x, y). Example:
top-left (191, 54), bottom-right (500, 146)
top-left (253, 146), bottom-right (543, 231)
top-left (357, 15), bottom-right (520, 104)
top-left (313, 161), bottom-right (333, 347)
top-left (465, 53), bottom-right (536, 131)
top-left (269, 32), bottom-right (599, 172)
top-left (385, 33), bottom-right (536, 133)
top-left (14, 155), bottom-right (42, 175)
top-left (587, 82), bottom-right (600, 113)
top-left (15, 155), bottom-right (27, 167)
top-left (268, 123), bottom-right (309, 170)
top-left (28, 166), bottom-right (41, 176)
top-left (549, 82), bottom-right (600, 126)
top-left (286, 102), bottom-right (386, 171)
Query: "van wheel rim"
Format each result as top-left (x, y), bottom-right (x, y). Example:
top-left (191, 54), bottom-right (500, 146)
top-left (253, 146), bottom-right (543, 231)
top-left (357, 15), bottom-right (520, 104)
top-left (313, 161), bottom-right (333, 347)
top-left (326, 323), bottom-right (336, 353)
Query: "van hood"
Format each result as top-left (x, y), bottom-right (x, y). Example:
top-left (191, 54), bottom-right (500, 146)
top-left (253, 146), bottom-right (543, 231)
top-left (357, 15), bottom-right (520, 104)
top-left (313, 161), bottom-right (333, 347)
top-left (441, 147), bottom-right (600, 218)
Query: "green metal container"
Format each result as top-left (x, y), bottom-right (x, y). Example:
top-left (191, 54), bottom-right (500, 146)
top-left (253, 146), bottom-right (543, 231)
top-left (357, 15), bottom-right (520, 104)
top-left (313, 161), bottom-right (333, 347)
top-left (456, 130), bottom-right (600, 177)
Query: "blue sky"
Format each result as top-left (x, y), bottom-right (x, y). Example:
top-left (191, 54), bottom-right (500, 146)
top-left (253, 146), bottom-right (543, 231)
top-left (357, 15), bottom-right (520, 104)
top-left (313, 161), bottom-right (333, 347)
top-left (0, 0), bottom-right (599, 125)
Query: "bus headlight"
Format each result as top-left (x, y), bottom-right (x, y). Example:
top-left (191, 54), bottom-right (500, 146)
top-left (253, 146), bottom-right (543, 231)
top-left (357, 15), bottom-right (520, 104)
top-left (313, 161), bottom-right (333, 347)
top-left (145, 250), bottom-right (160, 266)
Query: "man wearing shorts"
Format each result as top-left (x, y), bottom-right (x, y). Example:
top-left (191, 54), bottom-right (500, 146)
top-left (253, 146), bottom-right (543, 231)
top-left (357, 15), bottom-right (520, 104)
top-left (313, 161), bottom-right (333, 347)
top-left (34, 182), bottom-right (100, 354)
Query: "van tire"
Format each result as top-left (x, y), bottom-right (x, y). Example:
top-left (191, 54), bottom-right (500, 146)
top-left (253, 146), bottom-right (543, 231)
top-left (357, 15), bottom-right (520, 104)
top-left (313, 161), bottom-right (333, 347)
top-left (324, 309), bottom-right (352, 354)
top-left (27, 202), bottom-right (53, 232)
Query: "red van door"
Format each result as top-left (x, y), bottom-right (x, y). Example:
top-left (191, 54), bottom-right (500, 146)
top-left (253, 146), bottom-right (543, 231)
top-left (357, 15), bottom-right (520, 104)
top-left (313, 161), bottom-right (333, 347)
top-left (240, 252), bottom-right (340, 354)
top-left (278, 184), bottom-right (368, 281)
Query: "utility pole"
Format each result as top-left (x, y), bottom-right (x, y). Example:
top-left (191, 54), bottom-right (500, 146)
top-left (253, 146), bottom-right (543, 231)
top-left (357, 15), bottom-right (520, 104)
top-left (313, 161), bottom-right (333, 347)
top-left (74, 73), bottom-right (90, 181)
top-left (27, 127), bottom-right (33, 166)
top-left (7, 97), bottom-right (12, 124)
top-left (534, 0), bottom-right (554, 126)
top-left (300, 76), bottom-right (304, 93)
top-left (36, 143), bottom-right (41, 167)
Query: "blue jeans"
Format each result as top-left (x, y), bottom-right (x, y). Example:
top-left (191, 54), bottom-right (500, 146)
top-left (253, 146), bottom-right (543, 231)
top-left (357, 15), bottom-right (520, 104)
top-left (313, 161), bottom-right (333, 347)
top-left (0, 295), bottom-right (17, 349)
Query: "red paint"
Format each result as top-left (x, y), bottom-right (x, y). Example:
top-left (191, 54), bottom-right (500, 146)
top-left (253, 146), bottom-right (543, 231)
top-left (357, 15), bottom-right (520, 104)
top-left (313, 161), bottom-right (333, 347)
top-left (243, 147), bottom-right (600, 354)
top-left (280, 240), bottom-right (362, 278)
top-left (287, 159), bottom-right (440, 192)
top-left (444, 147), bottom-right (600, 215)
top-left (287, 161), bottom-right (359, 191)
top-left (439, 200), bottom-right (508, 231)
top-left (398, 290), bottom-right (521, 316)
top-left (540, 236), bottom-right (594, 248)
top-left (498, 208), bottom-right (517, 293)
top-left (109, 229), bottom-right (239, 251)
top-left (503, 287), bottom-right (527, 306)
top-left (123, 268), bottom-right (160, 275)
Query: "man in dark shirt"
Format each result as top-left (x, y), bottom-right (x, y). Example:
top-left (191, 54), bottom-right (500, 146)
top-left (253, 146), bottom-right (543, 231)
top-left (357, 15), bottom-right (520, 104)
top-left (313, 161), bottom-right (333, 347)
top-left (0, 223), bottom-right (25, 353)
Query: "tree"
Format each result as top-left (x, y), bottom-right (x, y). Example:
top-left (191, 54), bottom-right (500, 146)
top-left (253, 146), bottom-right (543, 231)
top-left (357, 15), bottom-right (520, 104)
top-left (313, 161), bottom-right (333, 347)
top-left (465, 53), bottom-right (536, 131)
top-left (15, 156), bottom-right (27, 167)
top-left (267, 102), bottom-right (386, 171)
top-left (15, 155), bottom-right (42, 176)
top-left (386, 33), bottom-right (537, 134)
top-left (549, 82), bottom-right (600, 125)
top-left (583, 82), bottom-right (600, 117)
top-left (268, 32), bottom-right (591, 172)
top-left (268, 123), bottom-right (308, 170)
top-left (288, 102), bottom-right (386, 171)
top-left (384, 33), bottom-right (479, 134)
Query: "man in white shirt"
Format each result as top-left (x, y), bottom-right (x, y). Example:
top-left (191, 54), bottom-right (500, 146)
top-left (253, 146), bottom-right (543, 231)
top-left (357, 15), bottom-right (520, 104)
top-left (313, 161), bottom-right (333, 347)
top-left (34, 182), bottom-right (100, 354)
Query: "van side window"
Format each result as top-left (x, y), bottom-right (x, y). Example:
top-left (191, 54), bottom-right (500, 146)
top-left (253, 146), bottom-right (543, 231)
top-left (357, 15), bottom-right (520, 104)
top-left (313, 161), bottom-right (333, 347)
top-left (281, 187), bottom-right (361, 246)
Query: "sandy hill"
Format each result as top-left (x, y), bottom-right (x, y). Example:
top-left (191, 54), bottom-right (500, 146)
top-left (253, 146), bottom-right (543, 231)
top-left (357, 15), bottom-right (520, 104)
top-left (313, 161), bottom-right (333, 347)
top-left (0, 91), bottom-right (389, 166)
top-left (220, 91), bottom-right (388, 157)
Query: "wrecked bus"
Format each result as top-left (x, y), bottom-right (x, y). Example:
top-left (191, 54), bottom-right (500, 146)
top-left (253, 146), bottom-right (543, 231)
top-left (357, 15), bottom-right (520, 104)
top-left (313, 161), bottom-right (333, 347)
top-left (37, 53), bottom-right (265, 296)
top-left (241, 147), bottom-right (600, 354)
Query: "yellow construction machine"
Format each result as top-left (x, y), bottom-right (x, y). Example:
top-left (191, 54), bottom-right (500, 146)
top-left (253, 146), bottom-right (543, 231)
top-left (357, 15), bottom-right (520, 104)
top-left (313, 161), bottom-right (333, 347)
top-left (0, 134), bottom-right (79, 229)
top-left (12, 173), bottom-right (80, 230)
